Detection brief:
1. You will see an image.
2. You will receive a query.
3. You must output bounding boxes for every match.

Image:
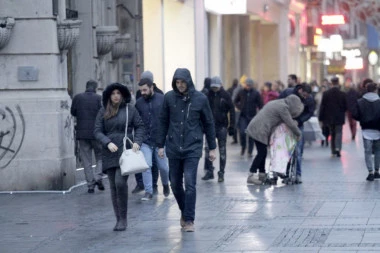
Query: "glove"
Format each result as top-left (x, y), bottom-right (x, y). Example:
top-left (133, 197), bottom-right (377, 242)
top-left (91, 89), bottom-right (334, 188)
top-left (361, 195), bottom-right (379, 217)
top-left (228, 127), bottom-right (235, 136)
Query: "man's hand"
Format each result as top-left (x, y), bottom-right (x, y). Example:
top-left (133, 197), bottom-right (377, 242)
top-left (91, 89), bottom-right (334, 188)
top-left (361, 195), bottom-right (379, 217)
top-left (158, 148), bottom-right (165, 158)
top-left (107, 142), bottom-right (118, 152)
top-left (209, 149), bottom-right (216, 162)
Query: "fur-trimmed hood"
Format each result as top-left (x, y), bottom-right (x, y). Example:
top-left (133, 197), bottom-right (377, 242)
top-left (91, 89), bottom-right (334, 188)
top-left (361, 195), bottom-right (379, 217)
top-left (102, 83), bottom-right (131, 107)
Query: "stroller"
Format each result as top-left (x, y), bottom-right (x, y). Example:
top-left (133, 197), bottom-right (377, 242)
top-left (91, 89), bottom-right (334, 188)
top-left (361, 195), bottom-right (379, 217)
top-left (264, 123), bottom-right (298, 185)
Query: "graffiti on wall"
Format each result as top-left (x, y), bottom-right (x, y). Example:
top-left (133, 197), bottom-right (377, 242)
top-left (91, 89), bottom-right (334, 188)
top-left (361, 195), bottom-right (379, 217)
top-left (0, 104), bottom-right (26, 169)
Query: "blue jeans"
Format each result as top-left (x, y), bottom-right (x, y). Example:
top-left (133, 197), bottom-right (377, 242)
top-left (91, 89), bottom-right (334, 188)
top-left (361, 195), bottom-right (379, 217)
top-left (141, 144), bottom-right (169, 189)
top-left (363, 138), bottom-right (380, 172)
top-left (296, 126), bottom-right (304, 176)
top-left (169, 158), bottom-right (200, 222)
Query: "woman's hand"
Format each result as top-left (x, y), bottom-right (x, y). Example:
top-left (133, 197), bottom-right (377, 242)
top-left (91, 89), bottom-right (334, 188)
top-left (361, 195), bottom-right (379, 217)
top-left (158, 148), bottom-right (164, 158)
top-left (107, 142), bottom-right (118, 152)
top-left (132, 143), bottom-right (140, 152)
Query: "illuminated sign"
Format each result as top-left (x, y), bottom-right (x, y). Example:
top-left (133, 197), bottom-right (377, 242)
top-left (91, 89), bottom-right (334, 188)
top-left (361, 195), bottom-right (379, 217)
top-left (345, 57), bottom-right (363, 70)
top-left (204, 0), bottom-right (247, 15)
top-left (321, 15), bottom-right (345, 25)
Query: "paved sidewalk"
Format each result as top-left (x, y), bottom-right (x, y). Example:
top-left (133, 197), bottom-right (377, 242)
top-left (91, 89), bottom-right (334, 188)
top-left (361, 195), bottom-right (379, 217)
top-left (1, 126), bottom-right (380, 253)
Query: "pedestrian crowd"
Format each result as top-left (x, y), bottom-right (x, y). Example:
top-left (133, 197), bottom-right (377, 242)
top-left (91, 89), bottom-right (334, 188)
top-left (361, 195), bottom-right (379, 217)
top-left (70, 69), bottom-right (380, 232)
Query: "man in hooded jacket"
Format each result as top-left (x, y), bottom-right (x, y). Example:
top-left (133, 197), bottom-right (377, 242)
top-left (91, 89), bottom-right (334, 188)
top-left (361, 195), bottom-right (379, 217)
top-left (157, 68), bottom-right (216, 232)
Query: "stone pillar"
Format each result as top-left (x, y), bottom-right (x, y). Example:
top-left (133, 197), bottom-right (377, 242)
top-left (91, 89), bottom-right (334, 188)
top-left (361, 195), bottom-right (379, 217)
top-left (0, 0), bottom-right (76, 190)
top-left (240, 15), bottom-right (251, 80)
top-left (194, 0), bottom-right (209, 88)
top-left (208, 14), bottom-right (223, 78)
top-left (278, 5), bottom-right (289, 85)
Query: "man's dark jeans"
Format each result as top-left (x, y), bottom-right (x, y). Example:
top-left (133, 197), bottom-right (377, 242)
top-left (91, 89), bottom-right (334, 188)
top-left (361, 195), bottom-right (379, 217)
top-left (205, 127), bottom-right (227, 175)
top-left (238, 116), bottom-right (254, 154)
top-left (169, 158), bottom-right (200, 222)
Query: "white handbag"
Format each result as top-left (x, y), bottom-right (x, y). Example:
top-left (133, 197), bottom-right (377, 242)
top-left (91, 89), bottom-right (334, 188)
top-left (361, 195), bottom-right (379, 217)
top-left (119, 106), bottom-right (149, 176)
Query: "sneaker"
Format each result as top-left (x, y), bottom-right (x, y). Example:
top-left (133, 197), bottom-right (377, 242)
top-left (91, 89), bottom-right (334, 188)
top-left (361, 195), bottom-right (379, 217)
top-left (132, 185), bottom-right (144, 194)
top-left (183, 221), bottom-right (195, 232)
top-left (201, 172), bottom-right (214, 180)
top-left (180, 215), bottom-right (186, 228)
top-left (87, 188), bottom-right (95, 193)
top-left (163, 184), bottom-right (170, 197)
top-left (258, 172), bottom-right (266, 182)
top-left (217, 171), bottom-right (224, 183)
top-left (248, 152), bottom-right (253, 158)
top-left (335, 150), bottom-right (341, 157)
top-left (240, 149), bottom-right (245, 156)
top-left (141, 192), bottom-right (153, 201)
top-left (95, 180), bottom-right (105, 191)
top-left (374, 171), bottom-right (380, 179)
top-left (367, 173), bottom-right (375, 182)
top-left (247, 173), bottom-right (262, 185)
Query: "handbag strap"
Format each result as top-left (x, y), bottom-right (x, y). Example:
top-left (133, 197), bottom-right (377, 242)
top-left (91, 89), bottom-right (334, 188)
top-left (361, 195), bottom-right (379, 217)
top-left (123, 105), bottom-right (134, 151)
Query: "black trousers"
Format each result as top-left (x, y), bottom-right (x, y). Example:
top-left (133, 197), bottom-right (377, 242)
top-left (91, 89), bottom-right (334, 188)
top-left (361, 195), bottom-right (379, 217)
top-left (204, 127), bottom-right (227, 174)
top-left (249, 140), bottom-right (267, 173)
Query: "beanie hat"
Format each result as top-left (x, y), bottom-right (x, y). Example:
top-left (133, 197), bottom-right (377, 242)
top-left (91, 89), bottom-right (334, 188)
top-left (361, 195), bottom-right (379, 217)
top-left (210, 76), bottom-right (222, 88)
top-left (141, 71), bottom-right (154, 83)
top-left (138, 78), bottom-right (153, 87)
top-left (245, 78), bottom-right (255, 87)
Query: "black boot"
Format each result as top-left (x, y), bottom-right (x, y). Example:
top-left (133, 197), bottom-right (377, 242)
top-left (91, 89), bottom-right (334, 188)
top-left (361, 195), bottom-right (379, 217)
top-left (202, 171), bottom-right (214, 180)
top-left (218, 171), bottom-right (224, 182)
top-left (113, 186), bottom-right (128, 231)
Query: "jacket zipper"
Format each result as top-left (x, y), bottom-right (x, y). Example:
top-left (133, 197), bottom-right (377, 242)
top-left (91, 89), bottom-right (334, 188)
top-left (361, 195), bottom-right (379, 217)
top-left (187, 103), bottom-right (191, 119)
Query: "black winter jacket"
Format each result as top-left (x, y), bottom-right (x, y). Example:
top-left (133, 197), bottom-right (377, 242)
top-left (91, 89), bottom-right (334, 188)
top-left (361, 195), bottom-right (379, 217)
top-left (71, 88), bottom-right (101, 139)
top-left (279, 85), bottom-right (315, 127)
top-left (234, 88), bottom-right (262, 120)
top-left (207, 88), bottom-right (235, 129)
top-left (135, 93), bottom-right (164, 146)
top-left (318, 86), bottom-right (347, 125)
top-left (94, 83), bottom-right (145, 172)
top-left (156, 68), bottom-right (216, 159)
top-left (351, 93), bottom-right (380, 131)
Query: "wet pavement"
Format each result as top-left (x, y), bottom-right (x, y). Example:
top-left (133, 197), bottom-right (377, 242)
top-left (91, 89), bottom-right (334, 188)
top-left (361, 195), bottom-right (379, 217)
top-left (1, 124), bottom-right (380, 253)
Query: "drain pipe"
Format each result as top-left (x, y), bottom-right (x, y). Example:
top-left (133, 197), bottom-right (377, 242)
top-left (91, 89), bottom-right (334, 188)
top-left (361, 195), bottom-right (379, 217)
top-left (0, 181), bottom-right (87, 195)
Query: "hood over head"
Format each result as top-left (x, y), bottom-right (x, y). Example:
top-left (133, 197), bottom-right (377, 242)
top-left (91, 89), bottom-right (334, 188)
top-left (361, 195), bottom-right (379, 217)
top-left (172, 68), bottom-right (195, 94)
top-left (284, 94), bottom-right (304, 118)
top-left (102, 83), bottom-right (131, 107)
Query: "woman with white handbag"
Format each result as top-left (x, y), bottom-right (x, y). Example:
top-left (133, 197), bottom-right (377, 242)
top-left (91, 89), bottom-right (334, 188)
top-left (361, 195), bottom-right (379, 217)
top-left (94, 83), bottom-right (145, 231)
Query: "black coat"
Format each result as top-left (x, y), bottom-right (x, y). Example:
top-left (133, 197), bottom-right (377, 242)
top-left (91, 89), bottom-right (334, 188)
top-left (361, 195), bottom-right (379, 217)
top-left (318, 86), bottom-right (347, 125)
top-left (207, 88), bottom-right (235, 129)
top-left (156, 68), bottom-right (216, 159)
top-left (94, 83), bottom-right (145, 172)
top-left (234, 88), bottom-right (263, 120)
top-left (279, 85), bottom-right (315, 127)
top-left (70, 89), bottom-right (101, 140)
top-left (350, 93), bottom-right (380, 131)
top-left (135, 93), bottom-right (164, 146)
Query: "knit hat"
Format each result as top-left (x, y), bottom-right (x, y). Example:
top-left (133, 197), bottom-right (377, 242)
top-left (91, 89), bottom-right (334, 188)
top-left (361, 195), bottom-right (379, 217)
top-left (210, 76), bottom-right (222, 88)
top-left (245, 78), bottom-right (255, 87)
top-left (239, 75), bottom-right (247, 85)
top-left (141, 70), bottom-right (154, 83)
top-left (138, 78), bottom-right (153, 87)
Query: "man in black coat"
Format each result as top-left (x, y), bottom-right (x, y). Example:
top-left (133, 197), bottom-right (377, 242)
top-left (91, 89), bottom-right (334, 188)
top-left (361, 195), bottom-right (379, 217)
top-left (279, 83), bottom-right (315, 183)
top-left (202, 76), bottom-right (235, 182)
top-left (234, 78), bottom-right (263, 157)
top-left (157, 68), bottom-right (216, 232)
top-left (135, 78), bottom-right (170, 200)
top-left (71, 80), bottom-right (104, 193)
top-left (319, 77), bottom-right (347, 157)
top-left (133, 70), bottom-right (164, 195)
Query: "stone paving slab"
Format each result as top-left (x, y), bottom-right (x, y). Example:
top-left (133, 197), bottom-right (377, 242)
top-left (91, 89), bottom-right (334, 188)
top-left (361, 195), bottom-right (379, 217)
top-left (2, 125), bottom-right (380, 252)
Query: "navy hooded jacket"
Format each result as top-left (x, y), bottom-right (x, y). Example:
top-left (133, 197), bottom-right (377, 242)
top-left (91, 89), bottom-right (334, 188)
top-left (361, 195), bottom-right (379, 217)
top-left (156, 68), bottom-right (216, 159)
